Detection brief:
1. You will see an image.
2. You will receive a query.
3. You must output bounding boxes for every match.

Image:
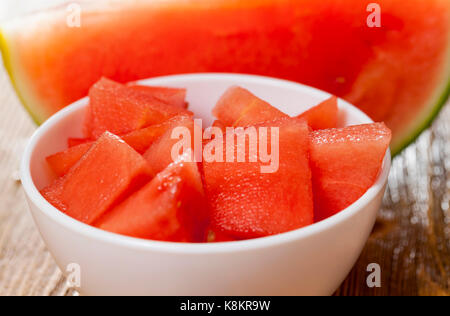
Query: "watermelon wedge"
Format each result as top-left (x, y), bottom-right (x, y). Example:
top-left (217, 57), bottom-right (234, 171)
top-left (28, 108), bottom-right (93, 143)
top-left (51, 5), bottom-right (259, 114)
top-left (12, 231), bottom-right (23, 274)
top-left (1, 0), bottom-right (448, 155)
top-left (95, 155), bottom-right (209, 242)
top-left (128, 85), bottom-right (188, 109)
top-left (143, 115), bottom-right (197, 177)
top-left (213, 86), bottom-right (287, 127)
top-left (203, 118), bottom-right (314, 239)
top-left (87, 78), bottom-right (191, 138)
top-left (297, 96), bottom-right (338, 130)
top-left (46, 142), bottom-right (92, 177)
top-left (41, 132), bottom-right (152, 224)
top-left (68, 138), bottom-right (89, 148)
top-left (310, 123), bottom-right (392, 222)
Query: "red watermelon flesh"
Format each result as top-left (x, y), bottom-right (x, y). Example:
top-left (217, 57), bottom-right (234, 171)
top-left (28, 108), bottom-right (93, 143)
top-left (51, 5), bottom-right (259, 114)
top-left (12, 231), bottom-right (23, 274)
top-left (95, 155), bottom-right (209, 242)
top-left (46, 142), bottom-right (92, 177)
top-left (87, 78), bottom-right (191, 138)
top-left (213, 86), bottom-right (338, 130)
top-left (203, 118), bottom-right (313, 239)
top-left (144, 115), bottom-right (197, 177)
top-left (128, 85), bottom-right (188, 109)
top-left (41, 132), bottom-right (152, 224)
top-left (213, 86), bottom-right (287, 127)
top-left (310, 123), bottom-right (392, 222)
top-left (47, 116), bottom-right (180, 177)
top-left (297, 96), bottom-right (338, 130)
top-left (121, 115), bottom-right (186, 154)
top-left (68, 138), bottom-right (90, 148)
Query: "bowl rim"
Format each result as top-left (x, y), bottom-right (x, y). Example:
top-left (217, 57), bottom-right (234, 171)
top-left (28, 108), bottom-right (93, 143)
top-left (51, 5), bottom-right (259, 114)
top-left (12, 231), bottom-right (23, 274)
top-left (20, 73), bottom-right (391, 254)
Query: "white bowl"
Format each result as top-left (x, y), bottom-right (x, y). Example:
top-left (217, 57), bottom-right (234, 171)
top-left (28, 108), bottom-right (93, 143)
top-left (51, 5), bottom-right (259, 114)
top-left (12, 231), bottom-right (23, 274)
top-left (21, 74), bottom-right (391, 296)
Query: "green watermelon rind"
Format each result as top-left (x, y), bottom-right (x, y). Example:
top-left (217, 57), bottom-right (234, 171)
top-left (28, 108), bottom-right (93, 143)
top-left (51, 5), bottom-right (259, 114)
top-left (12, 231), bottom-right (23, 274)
top-left (391, 77), bottom-right (450, 157)
top-left (0, 28), bottom-right (43, 125)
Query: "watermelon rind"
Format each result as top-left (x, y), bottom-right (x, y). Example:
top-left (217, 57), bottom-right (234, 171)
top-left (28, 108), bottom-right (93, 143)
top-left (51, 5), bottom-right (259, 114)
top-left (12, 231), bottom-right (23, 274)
top-left (389, 31), bottom-right (450, 157)
top-left (0, 28), bottom-right (42, 125)
top-left (392, 78), bottom-right (449, 157)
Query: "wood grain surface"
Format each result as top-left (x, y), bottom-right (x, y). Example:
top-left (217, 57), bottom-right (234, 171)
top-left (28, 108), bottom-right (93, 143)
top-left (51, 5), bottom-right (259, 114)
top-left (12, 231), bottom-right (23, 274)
top-left (0, 62), bottom-right (448, 296)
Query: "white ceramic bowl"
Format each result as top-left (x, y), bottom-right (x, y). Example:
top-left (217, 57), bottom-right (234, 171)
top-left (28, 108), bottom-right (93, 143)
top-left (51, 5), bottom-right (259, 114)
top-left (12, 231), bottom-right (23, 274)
top-left (21, 74), bottom-right (391, 296)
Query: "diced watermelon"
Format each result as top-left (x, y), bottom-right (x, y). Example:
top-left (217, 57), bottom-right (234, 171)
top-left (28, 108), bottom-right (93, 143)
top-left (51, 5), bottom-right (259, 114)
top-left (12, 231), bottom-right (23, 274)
top-left (144, 115), bottom-right (196, 176)
top-left (87, 78), bottom-right (191, 138)
top-left (128, 85), bottom-right (188, 109)
top-left (68, 138), bottom-right (90, 148)
top-left (120, 115), bottom-right (186, 154)
top-left (46, 142), bottom-right (93, 177)
top-left (41, 132), bottom-right (152, 224)
top-left (310, 123), bottom-right (392, 222)
top-left (95, 155), bottom-right (209, 242)
top-left (203, 118), bottom-right (314, 239)
top-left (212, 86), bottom-right (287, 127)
top-left (297, 96), bottom-right (338, 130)
top-left (47, 117), bottom-right (181, 177)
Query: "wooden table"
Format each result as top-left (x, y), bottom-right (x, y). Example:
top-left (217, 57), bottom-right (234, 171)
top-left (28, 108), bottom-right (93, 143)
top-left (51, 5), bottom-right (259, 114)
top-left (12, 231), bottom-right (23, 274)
top-left (0, 63), bottom-right (448, 296)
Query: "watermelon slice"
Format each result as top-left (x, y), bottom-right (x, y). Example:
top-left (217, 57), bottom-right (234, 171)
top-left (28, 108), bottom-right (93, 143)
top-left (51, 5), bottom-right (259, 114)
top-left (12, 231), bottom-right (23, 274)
top-left (95, 155), bottom-right (209, 242)
top-left (47, 116), bottom-right (181, 177)
top-left (87, 78), bottom-right (191, 138)
top-left (297, 96), bottom-right (338, 130)
top-left (203, 118), bottom-right (314, 239)
top-left (128, 85), bottom-right (188, 109)
top-left (1, 0), bottom-right (448, 155)
top-left (41, 132), bottom-right (152, 224)
top-left (213, 86), bottom-right (338, 130)
top-left (143, 115), bottom-right (197, 177)
top-left (310, 123), bottom-right (392, 222)
top-left (213, 86), bottom-right (287, 127)
top-left (68, 138), bottom-right (90, 148)
top-left (121, 116), bottom-right (188, 154)
top-left (46, 142), bottom-right (92, 177)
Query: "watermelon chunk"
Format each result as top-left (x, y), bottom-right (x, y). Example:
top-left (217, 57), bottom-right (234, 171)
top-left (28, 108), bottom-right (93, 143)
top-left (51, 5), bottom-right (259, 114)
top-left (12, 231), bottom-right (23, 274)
top-left (310, 123), bottom-right (392, 222)
top-left (87, 78), bottom-right (191, 138)
top-left (47, 142), bottom-right (92, 177)
top-left (298, 96), bottom-right (338, 130)
top-left (41, 132), bottom-right (152, 224)
top-left (144, 115), bottom-right (196, 176)
top-left (203, 118), bottom-right (313, 239)
top-left (47, 117), bottom-right (180, 177)
top-left (95, 155), bottom-right (209, 242)
top-left (68, 138), bottom-right (90, 148)
top-left (128, 85), bottom-right (188, 109)
top-left (213, 86), bottom-right (287, 127)
top-left (121, 116), bottom-right (186, 154)
top-left (213, 87), bottom-right (338, 130)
